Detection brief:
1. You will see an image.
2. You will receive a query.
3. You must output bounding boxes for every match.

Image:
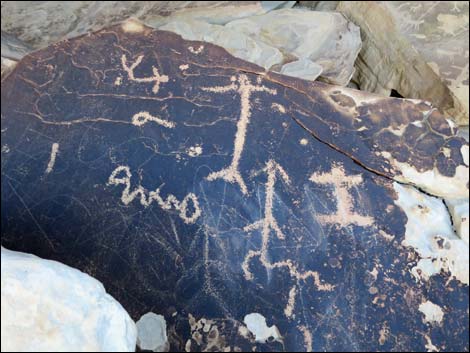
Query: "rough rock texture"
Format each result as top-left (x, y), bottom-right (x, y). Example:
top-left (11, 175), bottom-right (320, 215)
top-left (1, 22), bottom-right (469, 351)
top-left (161, 8), bottom-right (361, 85)
top-left (302, 1), bottom-right (469, 126)
top-left (1, 247), bottom-right (137, 352)
top-left (1, 32), bottom-right (31, 80)
top-left (0, 1), bottom-right (294, 49)
top-left (383, 1), bottom-right (469, 127)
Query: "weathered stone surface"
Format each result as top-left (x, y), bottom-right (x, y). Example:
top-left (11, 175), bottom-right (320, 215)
top-left (385, 1), bottom-right (469, 126)
top-left (161, 8), bottom-right (361, 85)
top-left (1, 247), bottom-right (137, 352)
top-left (0, 1), bottom-right (294, 49)
top-left (1, 32), bottom-right (31, 80)
top-left (304, 1), bottom-right (469, 126)
top-left (1, 22), bottom-right (468, 351)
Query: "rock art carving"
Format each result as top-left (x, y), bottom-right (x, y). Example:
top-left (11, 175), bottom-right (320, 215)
top-left (309, 163), bottom-right (374, 228)
top-left (1, 23), bottom-right (468, 352)
top-left (121, 54), bottom-right (169, 94)
top-left (243, 160), bottom-right (334, 318)
top-left (108, 165), bottom-right (201, 224)
top-left (202, 75), bottom-right (276, 194)
top-left (45, 142), bottom-right (59, 174)
top-left (131, 111), bottom-right (175, 128)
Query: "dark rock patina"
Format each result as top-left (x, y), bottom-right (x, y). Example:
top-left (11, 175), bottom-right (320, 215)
top-left (1, 22), bottom-right (468, 351)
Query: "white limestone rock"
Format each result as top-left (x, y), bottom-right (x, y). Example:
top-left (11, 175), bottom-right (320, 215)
top-left (419, 300), bottom-right (445, 325)
top-left (226, 8), bottom-right (361, 85)
top-left (243, 313), bottom-right (282, 343)
top-left (280, 58), bottom-right (323, 81)
top-left (1, 247), bottom-right (137, 352)
top-left (393, 183), bottom-right (469, 285)
top-left (160, 19), bottom-right (284, 71)
top-left (136, 312), bottom-right (168, 352)
top-left (161, 8), bottom-right (361, 85)
top-left (0, 1), bottom-right (294, 50)
top-left (446, 198), bottom-right (469, 245)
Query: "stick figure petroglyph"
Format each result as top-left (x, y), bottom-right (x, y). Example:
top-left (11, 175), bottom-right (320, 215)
top-left (202, 74), bottom-right (277, 195)
top-left (243, 160), bottom-right (334, 318)
top-left (309, 164), bottom-right (374, 228)
top-left (121, 54), bottom-right (169, 94)
top-left (108, 165), bottom-right (201, 224)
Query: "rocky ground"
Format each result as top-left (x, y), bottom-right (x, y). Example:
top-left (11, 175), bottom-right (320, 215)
top-left (1, 1), bottom-right (469, 352)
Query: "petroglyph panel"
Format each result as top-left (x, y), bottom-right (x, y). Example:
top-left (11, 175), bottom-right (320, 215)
top-left (1, 22), bottom-right (468, 352)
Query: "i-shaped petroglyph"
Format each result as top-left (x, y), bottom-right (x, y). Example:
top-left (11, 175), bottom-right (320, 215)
top-left (131, 111), bottom-right (175, 128)
top-left (202, 74), bottom-right (277, 194)
top-left (108, 166), bottom-right (201, 224)
top-left (45, 142), bottom-right (59, 174)
top-left (242, 160), bottom-right (334, 318)
top-left (309, 163), bottom-right (374, 227)
top-left (121, 54), bottom-right (169, 94)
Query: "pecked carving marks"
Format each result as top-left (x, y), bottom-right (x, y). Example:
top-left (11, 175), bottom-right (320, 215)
top-left (1, 23), bottom-right (469, 352)
top-left (243, 160), bottom-right (334, 318)
top-left (45, 142), bottom-right (59, 174)
top-left (107, 166), bottom-right (201, 224)
top-left (121, 54), bottom-right (169, 94)
top-left (131, 111), bottom-right (175, 128)
top-left (202, 75), bottom-right (276, 195)
top-left (310, 163), bottom-right (374, 228)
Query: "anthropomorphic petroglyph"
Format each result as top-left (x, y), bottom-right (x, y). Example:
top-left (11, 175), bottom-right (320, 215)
top-left (131, 111), bottom-right (175, 128)
top-left (108, 165), bottom-right (201, 224)
top-left (309, 164), bottom-right (374, 227)
top-left (121, 54), bottom-right (169, 94)
top-left (202, 75), bottom-right (277, 194)
top-left (243, 160), bottom-right (334, 318)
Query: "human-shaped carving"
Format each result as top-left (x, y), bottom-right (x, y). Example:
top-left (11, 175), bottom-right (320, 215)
top-left (202, 75), bottom-right (277, 195)
top-left (243, 160), bottom-right (334, 318)
top-left (309, 164), bottom-right (374, 227)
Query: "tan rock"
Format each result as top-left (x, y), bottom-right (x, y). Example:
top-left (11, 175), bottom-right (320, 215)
top-left (312, 1), bottom-right (469, 126)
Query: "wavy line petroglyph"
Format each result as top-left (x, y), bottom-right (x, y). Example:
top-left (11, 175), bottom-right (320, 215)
top-left (309, 164), bottom-right (374, 228)
top-left (45, 143), bottom-right (59, 174)
top-left (243, 160), bottom-right (334, 318)
top-left (108, 165), bottom-right (201, 224)
top-left (202, 75), bottom-right (277, 194)
top-left (131, 111), bottom-right (175, 128)
top-left (121, 54), bottom-right (169, 94)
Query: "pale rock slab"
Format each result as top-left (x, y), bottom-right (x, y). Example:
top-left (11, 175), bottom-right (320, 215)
top-left (1, 247), bottom-right (137, 352)
top-left (312, 1), bottom-right (469, 125)
top-left (243, 313), bottom-right (282, 344)
top-left (419, 300), bottom-right (445, 325)
top-left (0, 1), bottom-right (294, 49)
top-left (280, 58), bottom-right (324, 81)
top-left (160, 8), bottom-right (361, 84)
top-left (225, 8), bottom-right (361, 85)
top-left (393, 183), bottom-right (469, 285)
top-left (160, 19), bottom-right (284, 71)
top-left (446, 198), bottom-right (469, 245)
top-left (136, 312), bottom-right (168, 352)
